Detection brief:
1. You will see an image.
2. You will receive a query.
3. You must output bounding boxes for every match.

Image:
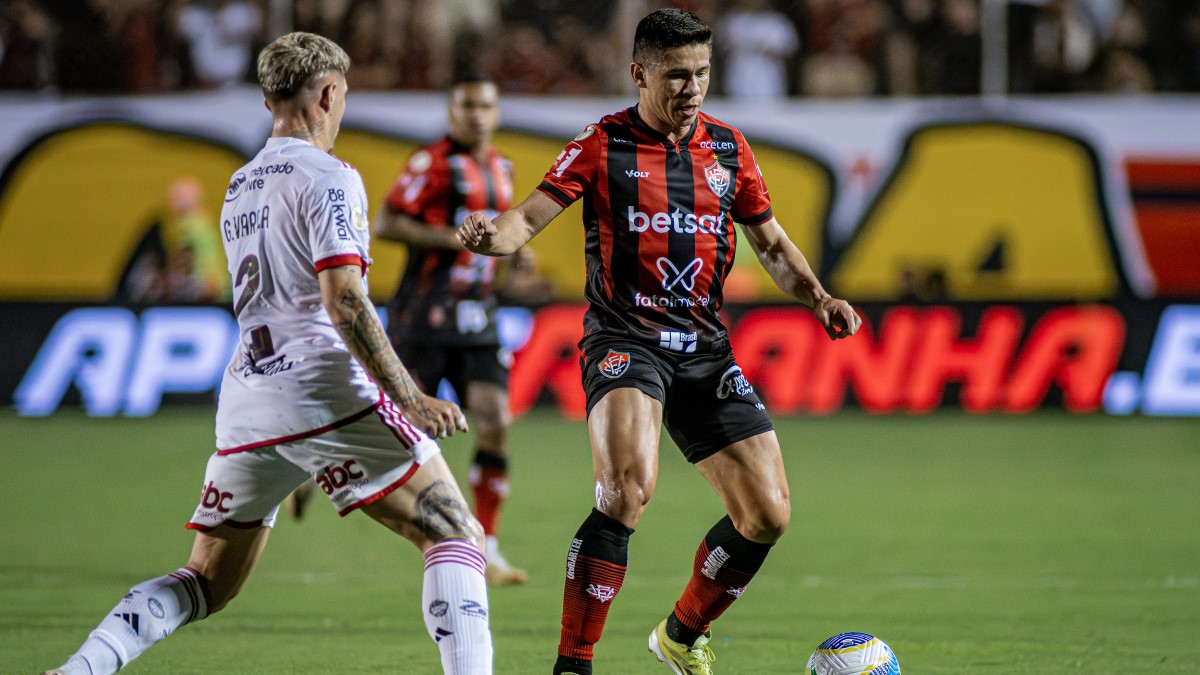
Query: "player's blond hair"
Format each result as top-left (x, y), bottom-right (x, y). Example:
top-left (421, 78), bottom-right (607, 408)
top-left (257, 32), bottom-right (350, 100)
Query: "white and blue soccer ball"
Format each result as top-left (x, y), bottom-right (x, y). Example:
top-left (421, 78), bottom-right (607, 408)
top-left (806, 632), bottom-right (900, 675)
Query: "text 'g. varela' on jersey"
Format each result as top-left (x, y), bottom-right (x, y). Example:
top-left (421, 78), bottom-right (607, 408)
top-left (536, 106), bottom-right (772, 354)
top-left (215, 136), bottom-right (389, 453)
top-left (384, 137), bottom-right (514, 346)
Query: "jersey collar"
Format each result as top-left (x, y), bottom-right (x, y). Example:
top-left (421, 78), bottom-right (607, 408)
top-left (628, 104), bottom-right (699, 151)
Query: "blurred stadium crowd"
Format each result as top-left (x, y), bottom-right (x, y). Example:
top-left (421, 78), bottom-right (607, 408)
top-left (2, 0), bottom-right (1198, 97)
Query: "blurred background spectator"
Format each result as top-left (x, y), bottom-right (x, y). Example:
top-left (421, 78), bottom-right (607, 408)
top-left (796, 0), bottom-right (889, 97)
top-left (338, 0), bottom-right (401, 89)
top-left (2, 0), bottom-right (1197, 97)
top-left (0, 0), bottom-right (55, 90)
top-left (116, 176), bottom-right (228, 304)
top-left (175, 0), bottom-right (263, 89)
top-left (933, 0), bottom-right (983, 94)
top-left (716, 0), bottom-right (799, 100)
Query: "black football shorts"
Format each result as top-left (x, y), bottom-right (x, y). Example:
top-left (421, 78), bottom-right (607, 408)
top-left (397, 342), bottom-right (511, 403)
top-left (579, 335), bottom-right (774, 463)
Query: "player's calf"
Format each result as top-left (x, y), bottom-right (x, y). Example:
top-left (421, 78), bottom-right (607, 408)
top-left (422, 539), bottom-right (494, 674)
top-left (43, 568), bottom-right (209, 675)
top-left (555, 508), bottom-right (635, 672)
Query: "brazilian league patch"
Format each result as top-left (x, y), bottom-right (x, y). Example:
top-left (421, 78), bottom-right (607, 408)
top-left (704, 160), bottom-right (731, 197)
top-left (574, 124), bottom-right (596, 141)
top-left (598, 350), bottom-right (630, 378)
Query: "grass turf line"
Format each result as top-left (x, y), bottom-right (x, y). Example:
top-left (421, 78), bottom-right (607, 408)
top-left (2, 408), bottom-right (1197, 673)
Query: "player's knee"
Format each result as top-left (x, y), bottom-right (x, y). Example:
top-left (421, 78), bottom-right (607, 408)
top-left (735, 499), bottom-right (791, 544)
top-left (425, 512), bottom-right (484, 550)
top-left (597, 473), bottom-right (654, 523)
top-left (619, 478), bottom-right (654, 508)
top-left (460, 515), bottom-right (486, 550)
top-left (415, 481), bottom-right (485, 548)
top-left (479, 404), bottom-right (512, 433)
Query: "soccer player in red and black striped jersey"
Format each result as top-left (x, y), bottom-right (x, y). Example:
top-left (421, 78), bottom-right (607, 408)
top-left (458, 9), bottom-right (861, 675)
top-left (374, 75), bottom-right (552, 586)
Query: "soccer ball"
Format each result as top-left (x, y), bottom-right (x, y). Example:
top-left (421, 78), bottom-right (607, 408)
top-left (806, 632), bottom-right (900, 675)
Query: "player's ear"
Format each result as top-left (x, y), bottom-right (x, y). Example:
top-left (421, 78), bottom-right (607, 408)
top-left (630, 62), bottom-right (647, 89)
top-left (318, 78), bottom-right (337, 113)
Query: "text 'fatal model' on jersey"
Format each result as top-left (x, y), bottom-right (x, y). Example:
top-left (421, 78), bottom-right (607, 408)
top-left (634, 291), bottom-right (711, 309)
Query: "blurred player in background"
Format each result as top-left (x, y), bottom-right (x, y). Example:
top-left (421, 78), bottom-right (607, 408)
top-left (163, 176), bottom-right (229, 302)
top-left (116, 177), bottom-right (228, 305)
top-left (42, 32), bottom-right (492, 675)
top-left (374, 73), bottom-right (552, 585)
top-left (457, 8), bottom-right (861, 674)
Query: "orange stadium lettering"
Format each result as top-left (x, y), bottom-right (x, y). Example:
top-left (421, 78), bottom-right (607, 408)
top-left (7, 303), bottom-right (1198, 416)
top-left (508, 304), bottom-right (1129, 417)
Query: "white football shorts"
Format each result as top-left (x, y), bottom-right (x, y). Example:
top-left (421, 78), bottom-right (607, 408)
top-left (187, 401), bottom-right (439, 531)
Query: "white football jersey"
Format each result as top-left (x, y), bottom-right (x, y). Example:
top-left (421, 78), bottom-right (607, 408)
top-left (215, 137), bottom-right (378, 452)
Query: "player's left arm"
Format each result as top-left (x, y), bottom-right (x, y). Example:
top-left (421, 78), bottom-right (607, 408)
top-left (741, 218), bottom-right (862, 340)
top-left (373, 209), bottom-right (462, 250)
top-left (307, 168), bottom-right (465, 437)
top-left (317, 265), bottom-right (468, 438)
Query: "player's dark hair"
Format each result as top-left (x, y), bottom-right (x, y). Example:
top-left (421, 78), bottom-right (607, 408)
top-left (452, 71), bottom-right (495, 89)
top-left (632, 8), bottom-right (712, 68)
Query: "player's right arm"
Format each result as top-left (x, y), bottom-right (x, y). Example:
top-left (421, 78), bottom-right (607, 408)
top-left (373, 209), bottom-right (462, 250)
top-left (459, 125), bottom-right (596, 256)
top-left (456, 189), bottom-right (563, 256)
top-left (374, 147), bottom-right (461, 250)
top-left (317, 264), bottom-right (467, 438)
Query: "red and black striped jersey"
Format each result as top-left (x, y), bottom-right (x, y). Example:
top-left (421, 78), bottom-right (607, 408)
top-left (537, 106), bottom-right (772, 354)
top-left (384, 136), bottom-right (514, 345)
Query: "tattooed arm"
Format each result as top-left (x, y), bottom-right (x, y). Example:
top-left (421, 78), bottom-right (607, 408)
top-left (317, 265), bottom-right (467, 438)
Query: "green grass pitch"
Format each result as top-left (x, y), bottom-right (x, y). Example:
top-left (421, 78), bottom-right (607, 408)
top-left (2, 407), bottom-right (1198, 674)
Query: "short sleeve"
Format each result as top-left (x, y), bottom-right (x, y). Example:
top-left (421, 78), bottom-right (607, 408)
top-left (731, 134), bottom-right (773, 226)
top-left (384, 148), bottom-right (445, 217)
top-left (537, 124), bottom-right (601, 207)
top-left (307, 168), bottom-right (370, 273)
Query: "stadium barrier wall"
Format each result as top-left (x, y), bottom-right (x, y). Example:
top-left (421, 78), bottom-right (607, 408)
top-left (1, 92), bottom-right (1196, 417)
top-left (0, 91), bottom-right (1197, 304)
top-left (4, 301), bottom-right (1198, 418)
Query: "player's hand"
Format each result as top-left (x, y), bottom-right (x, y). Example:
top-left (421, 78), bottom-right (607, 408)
top-left (399, 393), bottom-right (469, 439)
top-left (456, 212), bottom-right (498, 250)
top-left (813, 296), bottom-right (862, 340)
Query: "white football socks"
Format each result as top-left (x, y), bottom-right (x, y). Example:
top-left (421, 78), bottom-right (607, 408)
top-left (53, 549), bottom-right (489, 674)
top-left (55, 567), bottom-right (208, 675)
top-left (422, 540), bottom-right (494, 674)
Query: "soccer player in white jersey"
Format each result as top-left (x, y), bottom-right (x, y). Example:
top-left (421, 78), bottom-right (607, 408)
top-left (42, 32), bottom-right (493, 675)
